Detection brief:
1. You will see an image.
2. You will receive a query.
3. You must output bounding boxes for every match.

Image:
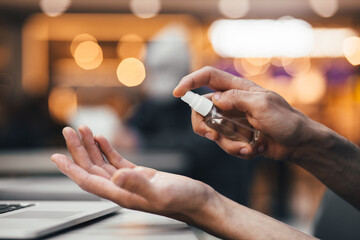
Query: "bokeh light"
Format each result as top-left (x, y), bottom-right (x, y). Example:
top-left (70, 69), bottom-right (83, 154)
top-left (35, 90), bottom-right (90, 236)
top-left (130, 0), bottom-right (161, 19)
top-left (48, 87), bottom-right (77, 123)
top-left (74, 40), bottom-right (103, 70)
top-left (308, 0), bottom-right (339, 18)
top-left (70, 33), bottom-right (97, 57)
top-left (292, 68), bottom-right (326, 104)
top-left (311, 28), bottom-right (357, 57)
top-left (39, 0), bottom-right (72, 17)
top-left (282, 57), bottom-right (311, 77)
top-left (218, 0), bottom-right (250, 19)
top-left (343, 36), bottom-right (360, 66)
top-left (116, 58), bottom-right (146, 87)
top-left (234, 58), bottom-right (270, 77)
top-left (116, 34), bottom-right (147, 60)
top-left (209, 19), bottom-right (314, 58)
top-left (270, 57), bottom-right (283, 67)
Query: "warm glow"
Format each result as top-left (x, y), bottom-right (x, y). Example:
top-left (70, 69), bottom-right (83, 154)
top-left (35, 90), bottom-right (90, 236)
top-left (117, 34), bottom-right (147, 60)
top-left (209, 19), bottom-right (314, 58)
top-left (270, 57), bottom-right (283, 67)
top-left (74, 41), bottom-right (103, 70)
top-left (116, 58), bottom-right (146, 87)
top-left (70, 33), bottom-right (97, 56)
top-left (39, 0), bottom-right (72, 17)
top-left (234, 58), bottom-right (270, 77)
top-left (282, 57), bottom-right (311, 77)
top-left (355, 79), bottom-right (360, 103)
top-left (343, 36), bottom-right (360, 66)
top-left (218, 0), bottom-right (250, 19)
top-left (311, 28), bottom-right (357, 57)
top-left (292, 68), bottom-right (326, 104)
top-left (22, 15), bottom-right (49, 96)
top-left (130, 0), bottom-right (161, 19)
top-left (48, 87), bottom-right (77, 123)
top-left (308, 0), bottom-right (339, 18)
top-left (0, 44), bottom-right (11, 70)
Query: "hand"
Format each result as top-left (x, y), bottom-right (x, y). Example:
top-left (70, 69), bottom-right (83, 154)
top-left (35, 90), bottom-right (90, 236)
top-left (51, 126), bottom-right (216, 223)
top-left (173, 66), bottom-right (311, 161)
top-left (52, 126), bottom-right (317, 239)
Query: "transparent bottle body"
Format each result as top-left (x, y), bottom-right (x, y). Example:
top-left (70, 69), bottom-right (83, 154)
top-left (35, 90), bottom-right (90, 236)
top-left (204, 106), bottom-right (260, 146)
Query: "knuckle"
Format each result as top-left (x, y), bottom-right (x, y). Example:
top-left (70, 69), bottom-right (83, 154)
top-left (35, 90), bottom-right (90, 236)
top-left (229, 89), bottom-right (241, 98)
top-left (193, 123), bottom-right (207, 137)
top-left (223, 89), bottom-right (242, 102)
top-left (259, 92), bottom-right (274, 110)
top-left (201, 66), bottom-right (213, 73)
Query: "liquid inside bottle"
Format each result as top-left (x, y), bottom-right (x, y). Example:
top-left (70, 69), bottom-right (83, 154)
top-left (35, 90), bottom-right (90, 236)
top-left (181, 91), bottom-right (260, 146)
top-left (205, 106), bottom-right (260, 146)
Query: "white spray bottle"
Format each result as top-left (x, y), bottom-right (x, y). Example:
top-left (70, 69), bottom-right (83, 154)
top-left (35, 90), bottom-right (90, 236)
top-left (181, 91), bottom-right (260, 146)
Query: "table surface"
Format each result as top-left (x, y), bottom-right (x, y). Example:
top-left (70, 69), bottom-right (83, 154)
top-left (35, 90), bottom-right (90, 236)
top-left (0, 176), bottom-right (198, 240)
top-left (48, 209), bottom-right (198, 240)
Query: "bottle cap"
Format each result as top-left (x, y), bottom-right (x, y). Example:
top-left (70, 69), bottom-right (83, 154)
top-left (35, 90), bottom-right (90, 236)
top-left (181, 91), bottom-right (213, 116)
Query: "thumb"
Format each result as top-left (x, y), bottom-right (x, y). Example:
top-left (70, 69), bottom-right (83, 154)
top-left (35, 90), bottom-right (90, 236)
top-left (112, 167), bottom-right (156, 201)
top-left (212, 89), bottom-right (261, 114)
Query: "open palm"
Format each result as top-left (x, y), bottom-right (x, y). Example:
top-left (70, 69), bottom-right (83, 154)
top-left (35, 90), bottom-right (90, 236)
top-left (51, 126), bottom-right (214, 222)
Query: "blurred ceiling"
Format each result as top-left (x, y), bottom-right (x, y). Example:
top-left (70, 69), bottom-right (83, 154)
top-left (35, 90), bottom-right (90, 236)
top-left (1, 0), bottom-right (360, 19)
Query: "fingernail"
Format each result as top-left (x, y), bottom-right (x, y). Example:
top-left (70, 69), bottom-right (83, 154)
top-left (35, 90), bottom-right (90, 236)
top-left (52, 155), bottom-right (68, 172)
top-left (78, 130), bottom-right (83, 139)
top-left (213, 92), bottom-right (221, 101)
top-left (62, 128), bottom-right (68, 140)
top-left (258, 144), bottom-right (265, 153)
top-left (240, 148), bottom-right (249, 155)
top-left (173, 85), bottom-right (180, 94)
top-left (205, 132), bottom-right (214, 140)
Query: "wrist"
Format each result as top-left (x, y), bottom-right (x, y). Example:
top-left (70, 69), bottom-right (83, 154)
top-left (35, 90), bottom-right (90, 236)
top-left (289, 116), bottom-right (335, 164)
top-left (185, 187), bottom-right (232, 239)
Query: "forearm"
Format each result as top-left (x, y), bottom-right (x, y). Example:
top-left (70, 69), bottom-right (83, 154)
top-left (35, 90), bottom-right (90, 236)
top-left (189, 192), bottom-right (315, 240)
top-left (291, 118), bottom-right (360, 210)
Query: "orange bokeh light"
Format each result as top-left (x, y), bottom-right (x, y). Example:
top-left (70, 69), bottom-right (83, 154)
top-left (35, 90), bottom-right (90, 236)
top-left (117, 34), bottom-right (146, 60)
top-left (48, 87), bottom-right (77, 123)
top-left (116, 58), bottom-right (146, 87)
top-left (74, 40), bottom-right (103, 70)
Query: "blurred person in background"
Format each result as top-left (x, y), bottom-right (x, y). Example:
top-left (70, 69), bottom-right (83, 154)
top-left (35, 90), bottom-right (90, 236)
top-left (52, 67), bottom-right (360, 240)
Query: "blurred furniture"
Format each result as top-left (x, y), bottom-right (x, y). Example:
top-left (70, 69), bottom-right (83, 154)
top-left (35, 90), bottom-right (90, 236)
top-left (313, 190), bottom-right (360, 240)
top-left (0, 148), bottom-right (188, 175)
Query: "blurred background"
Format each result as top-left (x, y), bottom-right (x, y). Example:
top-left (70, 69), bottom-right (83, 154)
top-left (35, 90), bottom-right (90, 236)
top-left (0, 0), bottom-right (359, 239)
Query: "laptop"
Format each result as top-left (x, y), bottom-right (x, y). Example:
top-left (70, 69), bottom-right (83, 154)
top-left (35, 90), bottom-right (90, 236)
top-left (0, 150), bottom-right (120, 239)
top-left (0, 200), bottom-right (120, 239)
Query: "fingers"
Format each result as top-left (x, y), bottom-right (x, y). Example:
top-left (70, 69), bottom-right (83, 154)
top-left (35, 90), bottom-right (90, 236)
top-left (78, 125), bottom-right (117, 175)
top-left (51, 154), bottom-right (149, 209)
top-left (191, 110), bottom-right (219, 141)
top-left (94, 135), bottom-right (136, 169)
top-left (212, 89), bottom-right (263, 114)
top-left (63, 127), bottom-right (111, 179)
top-left (51, 153), bottom-right (114, 198)
top-left (173, 66), bottom-right (258, 98)
top-left (112, 167), bottom-right (157, 201)
top-left (215, 136), bottom-right (254, 158)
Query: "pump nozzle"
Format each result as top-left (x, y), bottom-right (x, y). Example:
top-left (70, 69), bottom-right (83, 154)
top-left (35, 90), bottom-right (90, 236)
top-left (181, 91), bottom-right (213, 117)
